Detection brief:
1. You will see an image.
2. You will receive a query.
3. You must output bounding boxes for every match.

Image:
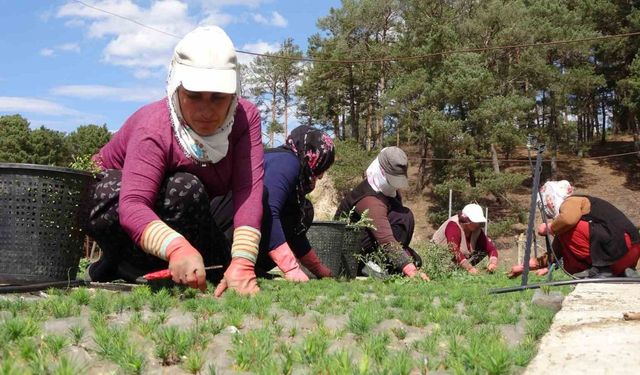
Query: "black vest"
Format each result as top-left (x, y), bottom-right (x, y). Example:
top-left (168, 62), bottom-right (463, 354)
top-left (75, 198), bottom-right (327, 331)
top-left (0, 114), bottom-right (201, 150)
top-left (578, 195), bottom-right (640, 266)
top-left (334, 179), bottom-right (402, 222)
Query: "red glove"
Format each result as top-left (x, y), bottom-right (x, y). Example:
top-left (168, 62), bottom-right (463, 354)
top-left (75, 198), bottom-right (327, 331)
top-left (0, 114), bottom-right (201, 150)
top-left (166, 237), bottom-right (206, 291)
top-left (299, 250), bottom-right (332, 278)
top-left (402, 263), bottom-right (430, 281)
top-left (214, 257), bottom-right (259, 297)
top-left (269, 243), bottom-right (309, 282)
top-left (537, 223), bottom-right (553, 236)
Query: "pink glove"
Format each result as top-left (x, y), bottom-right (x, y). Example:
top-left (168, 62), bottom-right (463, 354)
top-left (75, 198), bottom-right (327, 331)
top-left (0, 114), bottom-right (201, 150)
top-left (535, 267), bottom-right (549, 276)
top-left (214, 257), bottom-right (259, 297)
top-left (299, 250), bottom-right (332, 278)
top-left (537, 223), bottom-right (553, 236)
top-left (166, 237), bottom-right (206, 291)
top-left (486, 257), bottom-right (498, 273)
top-left (460, 260), bottom-right (479, 275)
top-left (507, 264), bottom-right (524, 278)
top-left (269, 243), bottom-right (309, 282)
top-left (402, 263), bottom-right (430, 280)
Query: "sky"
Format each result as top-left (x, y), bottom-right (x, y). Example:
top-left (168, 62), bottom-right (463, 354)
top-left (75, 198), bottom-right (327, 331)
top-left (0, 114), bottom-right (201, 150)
top-left (0, 0), bottom-right (341, 134)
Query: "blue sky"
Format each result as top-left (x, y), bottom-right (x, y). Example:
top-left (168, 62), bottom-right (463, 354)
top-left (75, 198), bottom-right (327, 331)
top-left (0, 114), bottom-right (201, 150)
top-left (0, 0), bottom-right (340, 134)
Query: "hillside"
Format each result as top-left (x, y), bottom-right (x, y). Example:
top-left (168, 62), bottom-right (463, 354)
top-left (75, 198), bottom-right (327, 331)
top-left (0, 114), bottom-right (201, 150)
top-left (313, 135), bottom-right (640, 269)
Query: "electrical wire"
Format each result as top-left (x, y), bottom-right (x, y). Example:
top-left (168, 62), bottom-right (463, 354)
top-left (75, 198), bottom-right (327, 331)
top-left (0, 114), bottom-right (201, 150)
top-left (70, 0), bottom-right (640, 64)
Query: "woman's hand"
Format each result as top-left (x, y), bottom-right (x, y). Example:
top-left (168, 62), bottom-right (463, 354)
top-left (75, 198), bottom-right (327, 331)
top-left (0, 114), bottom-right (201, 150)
top-left (166, 238), bottom-right (207, 291)
top-left (402, 263), bottom-right (430, 281)
top-left (214, 257), bottom-right (259, 297)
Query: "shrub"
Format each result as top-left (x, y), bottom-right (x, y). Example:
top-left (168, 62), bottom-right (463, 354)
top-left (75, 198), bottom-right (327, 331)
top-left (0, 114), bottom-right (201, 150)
top-left (413, 242), bottom-right (457, 280)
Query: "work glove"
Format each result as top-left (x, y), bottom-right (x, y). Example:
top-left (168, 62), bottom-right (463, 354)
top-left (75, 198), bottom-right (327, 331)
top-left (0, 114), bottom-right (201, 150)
top-left (461, 260), bottom-right (479, 275)
top-left (166, 237), bottom-right (207, 291)
top-left (402, 263), bottom-right (430, 281)
top-left (214, 257), bottom-right (260, 297)
top-left (507, 264), bottom-right (524, 279)
top-left (537, 223), bottom-right (553, 236)
top-left (299, 249), bottom-right (332, 278)
top-left (269, 243), bottom-right (309, 282)
top-left (486, 256), bottom-right (498, 273)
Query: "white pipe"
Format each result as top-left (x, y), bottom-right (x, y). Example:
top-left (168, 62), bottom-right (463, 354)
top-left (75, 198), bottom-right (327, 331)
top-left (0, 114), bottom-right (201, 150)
top-left (448, 189), bottom-right (452, 218)
top-left (484, 207), bottom-right (489, 234)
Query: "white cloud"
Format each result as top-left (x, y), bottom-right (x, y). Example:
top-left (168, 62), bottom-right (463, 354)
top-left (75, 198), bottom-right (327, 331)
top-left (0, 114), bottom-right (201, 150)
top-left (252, 11), bottom-right (287, 27)
top-left (0, 97), bottom-right (82, 116)
top-left (270, 11), bottom-right (287, 27)
top-left (51, 85), bottom-right (164, 102)
top-left (40, 48), bottom-right (55, 57)
top-left (252, 14), bottom-right (268, 25)
top-left (58, 43), bottom-right (81, 53)
top-left (57, 0), bottom-right (194, 70)
top-left (199, 0), bottom-right (269, 9)
top-left (237, 40), bottom-right (279, 65)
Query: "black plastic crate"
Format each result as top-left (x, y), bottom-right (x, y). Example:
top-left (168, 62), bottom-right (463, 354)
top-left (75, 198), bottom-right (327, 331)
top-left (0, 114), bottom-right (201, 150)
top-left (0, 163), bottom-right (94, 283)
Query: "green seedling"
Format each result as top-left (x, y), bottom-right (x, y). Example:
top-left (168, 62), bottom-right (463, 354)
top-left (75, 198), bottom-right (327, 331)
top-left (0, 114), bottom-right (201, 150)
top-left (149, 289), bottom-right (175, 312)
top-left (298, 329), bottom-right (330, 364)
top-left (68, 325), bottom-right (85, 346)
top-left (362, 332), bottom-right (390, 364)
top-left (391, 327), bottom-right (407, 340)
top-left (89, 290), bottom-right (112, 315)
top-left (231, 328), bottom-right (274, 371)
top-left (93, 324), bottom-right (146, 374)
top-left (347, 303), bottom-right (380, 337)
top-left (0, 360), bottom-right (23, 375)
top-left (153, 326), bottom-right (196, 365)
top-left (42, 334), bottom-right (69, 356)
top-left (183, 350), bottom-right (205, 374)
top-left (47, 296), bottom-right (80, 318)
top-left (51, 356), bottom-right (86, 375)
top-left (69, 288), bottom-right (91, 305)
top-left (1, 316), bottom-right (39, 342)
top-left (379, 350), bottom-right (414, 375)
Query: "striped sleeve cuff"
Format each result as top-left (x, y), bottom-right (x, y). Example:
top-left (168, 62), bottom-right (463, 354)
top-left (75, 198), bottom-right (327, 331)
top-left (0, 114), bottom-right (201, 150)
top-left (140, 220), bottom-right (183, 260)
top-left (231, 226), bottom-right (261, 264)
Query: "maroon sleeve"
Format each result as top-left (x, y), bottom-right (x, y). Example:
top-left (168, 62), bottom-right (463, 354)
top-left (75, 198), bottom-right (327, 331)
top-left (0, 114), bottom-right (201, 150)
top-left (355, 196), bottom-right (395, 245)
top-left (476, 231), bottom-right (498, 259)
top-left (231, 101), bottom-right (264, 230)
top-left (444, 221), bottom-right (467, 264)
top-left (118, 128), bottom-right (167, 245)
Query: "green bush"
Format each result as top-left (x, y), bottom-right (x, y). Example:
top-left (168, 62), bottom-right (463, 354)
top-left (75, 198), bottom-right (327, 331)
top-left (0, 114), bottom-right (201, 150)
top-left (413, 242), bottom-right (457, 280)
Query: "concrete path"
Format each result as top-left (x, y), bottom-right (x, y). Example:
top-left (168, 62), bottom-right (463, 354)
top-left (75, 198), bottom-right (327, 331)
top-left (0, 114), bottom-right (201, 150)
top-left (525, 283), bottom-right (640, 374)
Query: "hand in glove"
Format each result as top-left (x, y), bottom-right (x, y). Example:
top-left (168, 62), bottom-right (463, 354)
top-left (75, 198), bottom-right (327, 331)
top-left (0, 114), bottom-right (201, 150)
top-left (402, 263), bottom-right (430, 281)
top-left (299, 249), bottom-right (332, 278)
top-left (270, 243), bottom-right (309, 282)
top-left (537, 223), bottom-right (553, 236)
top-left (486, 256), bottom-right (498, 273)
top-left (461, 260), bottom-right (479, 275)
top-left (214, 257), bottom-right (260, 297)
top-left (166, 237), bottom-right (206, 291)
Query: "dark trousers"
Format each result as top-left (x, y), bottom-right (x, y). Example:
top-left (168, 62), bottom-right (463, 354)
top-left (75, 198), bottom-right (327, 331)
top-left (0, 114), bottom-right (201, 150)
top-left (210, 191), bottom-right (314, 277)
top-left (361, 206), bottom-right (422, 269)
top-left (84, 170), bottom-right (229, 282)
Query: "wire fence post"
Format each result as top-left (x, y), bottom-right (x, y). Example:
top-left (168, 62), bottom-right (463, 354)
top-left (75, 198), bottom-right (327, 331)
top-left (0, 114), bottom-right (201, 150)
top-left (484, 206), bottom-right (488, 235)
top-left (448, 189), bottom-right (452, 218)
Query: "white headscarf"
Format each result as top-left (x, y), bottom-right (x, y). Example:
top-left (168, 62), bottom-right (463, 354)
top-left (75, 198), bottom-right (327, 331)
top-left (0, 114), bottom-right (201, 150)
top-left (366, 157), bottom-right (396, 197)
top-left (538, 180), bottom-right (574, 219)
top-left (166, 60), bottom-right (239, 164)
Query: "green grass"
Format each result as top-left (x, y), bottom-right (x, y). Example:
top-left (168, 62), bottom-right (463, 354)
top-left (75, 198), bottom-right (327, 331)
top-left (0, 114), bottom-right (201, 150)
top-left (0, 264), bottom-right (568, 373)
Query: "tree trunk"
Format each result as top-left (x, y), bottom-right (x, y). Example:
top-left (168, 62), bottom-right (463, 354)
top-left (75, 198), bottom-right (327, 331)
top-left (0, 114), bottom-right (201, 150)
top-left (490, 143), bottom-right (500, 173)
top-left (366, 102), bottom-right (373, 151)
top-left (417, 137), bottom-right (429, 192)
top-left (283, 81), bottom-right (289, 137)
top-left (348, 66), bottom-right (358, 140)
top-left (601, 97), bottom-right (606, 144)
top-left (270, 95), bottom-right (277, 147)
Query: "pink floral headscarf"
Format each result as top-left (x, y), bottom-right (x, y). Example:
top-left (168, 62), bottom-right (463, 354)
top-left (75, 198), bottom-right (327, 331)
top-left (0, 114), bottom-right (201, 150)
top-left (538, 180), bottom-right (574, 218)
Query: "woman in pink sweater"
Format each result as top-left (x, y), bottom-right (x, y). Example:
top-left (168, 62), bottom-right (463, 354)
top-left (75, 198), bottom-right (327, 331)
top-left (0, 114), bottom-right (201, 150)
top-left (85, 27), bottom-right (263, 296)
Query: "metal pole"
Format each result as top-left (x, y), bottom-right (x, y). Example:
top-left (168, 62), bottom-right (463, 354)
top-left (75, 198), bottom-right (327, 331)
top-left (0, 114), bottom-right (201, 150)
top-left (448, 189), bottom-right (452, 217)
top-left (484, 207), bottom-right (488, 234)
top-left (522, 145), bottom-right (545, 287)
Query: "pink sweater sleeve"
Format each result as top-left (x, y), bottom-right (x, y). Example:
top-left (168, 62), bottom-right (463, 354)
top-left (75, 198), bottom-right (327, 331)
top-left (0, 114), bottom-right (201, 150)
top-left (118, 129), bottom-right (167, 245)
top-left (231, 102), bottom-right (264, 230)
